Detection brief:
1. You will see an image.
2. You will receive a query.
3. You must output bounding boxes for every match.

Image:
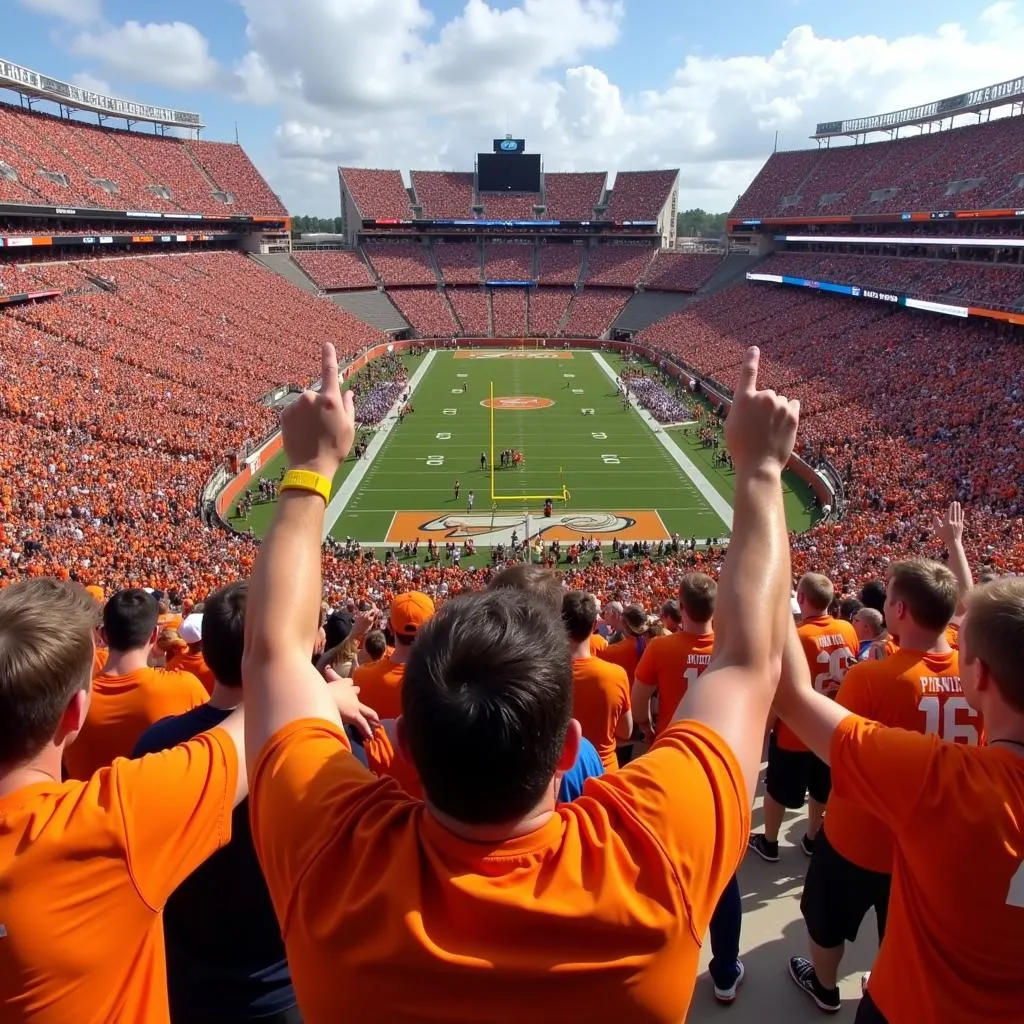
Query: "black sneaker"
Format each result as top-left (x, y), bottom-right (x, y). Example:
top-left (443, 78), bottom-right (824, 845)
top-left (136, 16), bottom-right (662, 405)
top-left (800, 833), bottom-right (816, 857)
top-left (788, 957), bottom-right (841, 1013)
top-left (748, 833), bottom-right (780, 862)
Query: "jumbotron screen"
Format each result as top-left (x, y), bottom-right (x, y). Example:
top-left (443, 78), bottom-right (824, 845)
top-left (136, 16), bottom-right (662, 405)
top-left (478, 152), bottom-right (541, 193)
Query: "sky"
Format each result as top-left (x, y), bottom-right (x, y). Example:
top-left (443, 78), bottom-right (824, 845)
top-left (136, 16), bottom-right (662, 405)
top-left (6, 0), bottom-right (1024, 216)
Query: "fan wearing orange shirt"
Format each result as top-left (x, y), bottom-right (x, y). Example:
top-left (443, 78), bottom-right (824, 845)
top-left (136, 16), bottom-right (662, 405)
top-left (63, 588), bottom-right (209, 780)
top-left (0, 577), bottom-right (248, 1024)
top-left (166, 613), bottom-right (217, 695)
top-left (774, 577), bottom-right (1024, 1024)
top-left (749, 573), bottom-right (858, 863)
top-left (240, 342), bottom-right (799, 1022)
top-left (351, 591), bottom-right (434, 719)
top-left (562, 591), bottom-right (633, 771)
top-left (789, 558), bottom-right (974, 1014)
top-left (632, 573), bottom-right (717, 738)
top-left (597, 604), bottom-right (652, 684)
top-left (85, 584), bottom-right (108, 674)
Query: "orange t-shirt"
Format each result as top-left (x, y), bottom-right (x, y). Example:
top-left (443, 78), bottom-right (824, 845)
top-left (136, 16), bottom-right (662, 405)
top-left (92, 646), bottom-right (108, 676)
top-left (826, 648), bottom-right (975, 873)
top-left (63, 666), bottom-right (209, 780)
top-left (571, 656), bottom-right (631, 771)
top-left (588, 632), bottom-right (608, 655)
top-left (634, 630), bottom-right (715, 733)
top-left (0, 730), bottom-right (237, 1023)
top-left (352, 656), bottom-right (406, 720)
top-left (167, 649), bottom-right (216, 695)
top-left (776, 615), bottom-right (858, 752)
top-left (363, 724), bottom-right (424, 799)
top-left (597, 634), bottom-right (646, 683)
top-left (831, 714), bottom-right (1024, 1022)
top-left (250, 717), bottom-right (749, 1024)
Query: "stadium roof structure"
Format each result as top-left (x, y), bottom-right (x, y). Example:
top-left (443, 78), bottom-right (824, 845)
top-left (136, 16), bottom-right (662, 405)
top-left (813, 74), bottom-right (1024, 143)
top-left (0, 57), bottom-right (203, 131)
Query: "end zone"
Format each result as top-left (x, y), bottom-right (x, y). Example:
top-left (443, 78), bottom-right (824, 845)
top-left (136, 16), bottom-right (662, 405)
top-left (453, 350), bottom-right (574, 360)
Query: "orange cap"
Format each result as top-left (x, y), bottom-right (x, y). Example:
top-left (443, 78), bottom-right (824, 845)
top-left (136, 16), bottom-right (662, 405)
top-left (390, 591), bottom-right (435, 637)
top-left (85, 585), bottom-right (105, 604)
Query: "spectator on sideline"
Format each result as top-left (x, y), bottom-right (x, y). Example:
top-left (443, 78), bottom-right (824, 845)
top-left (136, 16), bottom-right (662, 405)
top-left (0, 579), bottom-right (248, 1022)
top-left (133, 582), bottom-right (299, 1024)
top-left (773, 577), bottom-right (1024, 1023)
top-left (241, 342), bottom-right (798, 1022)
top-left (63, 588), bottom-right (209, 780)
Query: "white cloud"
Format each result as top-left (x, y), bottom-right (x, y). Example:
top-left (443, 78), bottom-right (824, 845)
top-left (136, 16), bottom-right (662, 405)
top-left (18, 0), bottom-right (101, 24)
top-left (72, 20), bottom-right (221, 89)
top-left (70, 71), bottom-right (111, 95)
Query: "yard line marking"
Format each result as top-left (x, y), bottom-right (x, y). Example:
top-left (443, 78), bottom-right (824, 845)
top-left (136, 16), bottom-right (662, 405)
top-left (322, 350), bottom-right (437, 539)
top-left (591, 352), bottom-right (733, 531)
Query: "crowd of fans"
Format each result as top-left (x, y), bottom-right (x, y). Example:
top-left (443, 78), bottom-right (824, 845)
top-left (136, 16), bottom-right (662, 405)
top-left (604, 169), bottom-right (679, 222)
top-left (410, 171), bottom-right (476, 218)
top-left (491, 288), bottom-right (528, 336)
top-left (350, 353), bottom-right (410, 425)
top-left (620, 368), bottom-right (693, 423)
top-left (447, 287), bottom-right (491, 334)
top-left (387, 287), bottom-right (459, 336)
top-left (643, 250), bottom-right (723, 292)
top-left (339, 167), bottom-right (414, 220)
top-left (292, 250), bottom-right (374, 291)
top-left (585, 242), bottom-right (658, 287)
top-left (537, 243), bottom-right (586, 285)
top-left (434, 241), bottom-right (482, 284)
top-left (561, 288), bottom-right (634, 337)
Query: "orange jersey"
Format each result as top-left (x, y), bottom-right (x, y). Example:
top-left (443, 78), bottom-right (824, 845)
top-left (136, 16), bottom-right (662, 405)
top-left (827, 648), bottom-right (974, 873)
top-left (776, 615), bottom-right (858, 752)
top-left (63, 667), bottom-right (208, 780)
top-left (157, 612), bottom-right (183, 633)
top-left (596, 634), bottom-right (646, 683)
top-left (0, 730), bottom-right (237, 1023)
top-left (588, 632), bottom-right (608, 655)
top-left (166, 649), bottom-right (216, 695)
top-left (571, 656), bottom-right (631, 772)
top-left (92, 646), bottom-right (108, 676)
top-left (634, 630), bottom-right (715, 733)
top-left (831, 715), bottom-right (1024, 1022)
top-left (250, 717), bottom-right (749, 1024)
top-left (363, 725), bottom-right (424, 800)
top-left (352, 656), bottom-right (406, 720)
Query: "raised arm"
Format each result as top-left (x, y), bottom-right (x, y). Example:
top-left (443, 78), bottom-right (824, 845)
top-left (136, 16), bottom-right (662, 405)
top-left (935, 500), bottom-right (972, 619)
top-left (675, 347), bottom-right (799, 804)
top-left (242, 343), bottom-right (357, 772)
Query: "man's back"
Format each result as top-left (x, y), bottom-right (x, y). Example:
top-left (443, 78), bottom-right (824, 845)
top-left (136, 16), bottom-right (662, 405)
top-left (570, 657), bottom-right (630, 771)
top-left (63, 666), bottom-right (208, 780)
top-left (251, 717), bottom-right (747, 1024)
top-left (134, 707), bottom-right (294, 1024)
top-left (352, 656), bottom-right (405, 720)
top-left (0, 734), bottom-right (236, 1024)
top-left (634, 630), bottom-right (715, 733)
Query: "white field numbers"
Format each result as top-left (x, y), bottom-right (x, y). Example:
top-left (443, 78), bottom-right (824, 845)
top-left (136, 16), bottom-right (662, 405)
top-left (601, 454), bottom-right (620, 465)
top-left (435, 432), bottom-right (451, 440)
top-left (591, 432), bottom-right (607, 440)
top-left (917, 694), bottom-right (980, 745)
top-left (426, 455), bottom-right (444, 466)
top-left (813, 647), bottom-right (856, 696)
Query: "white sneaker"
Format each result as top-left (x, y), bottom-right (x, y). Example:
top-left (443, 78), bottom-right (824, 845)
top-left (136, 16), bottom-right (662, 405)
top-left (713, 960), bottom-right (745, 1004)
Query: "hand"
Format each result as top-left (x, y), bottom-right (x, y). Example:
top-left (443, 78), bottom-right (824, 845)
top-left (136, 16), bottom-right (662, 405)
top-left (352, 607), bottom-right (378, 638)
top-left (281, 342), bottom-right (356, 480)
top-left (934, 501), bottom-right (965, 548)
top-left (323, 667), bottom-right (381, 740)
top-left (724, 347), bottom-right (799, 476)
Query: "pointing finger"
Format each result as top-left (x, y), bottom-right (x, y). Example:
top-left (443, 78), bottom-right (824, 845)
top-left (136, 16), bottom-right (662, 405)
top-left (321, 342), bottom-right (340, 396)
top-left (737, 346), bottom-right (760, 396)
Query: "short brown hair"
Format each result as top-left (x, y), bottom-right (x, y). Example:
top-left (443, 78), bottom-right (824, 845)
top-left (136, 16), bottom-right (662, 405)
top-left (888, 559), bottom-right (958, 634)
top-left (0, 579), bottom-right (99, 767)
top-left (487, 564), bottom-right (563, 616)
top-left (962, 578), bottom-right (1024, 713)
top-left (679, 573), bottom-right (716, 622)
top-left (798, 573), bottom-right (834, 613)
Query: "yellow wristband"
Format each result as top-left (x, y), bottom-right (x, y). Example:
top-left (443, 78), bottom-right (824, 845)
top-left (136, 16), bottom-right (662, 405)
top-left (279, 469), bottom-right (331, 504)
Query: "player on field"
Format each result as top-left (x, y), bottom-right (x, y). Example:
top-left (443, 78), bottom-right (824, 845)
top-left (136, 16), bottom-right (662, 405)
top-left (788, 558), bottom-right (974, 1013)
top-left (749, 573), bottom-right (858, 861)
top-left (454, 479), bottom-right (460, 501)
top-left (774, 576), bottom-right (1024, 1024)
top-left (467, 490), bottom-right (474, 511)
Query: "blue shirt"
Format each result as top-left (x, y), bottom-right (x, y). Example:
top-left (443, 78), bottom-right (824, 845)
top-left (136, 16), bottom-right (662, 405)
top-left (133, 704), bottom-right (296, 1023)
top-left (558, 736), bottom-right (605, 802)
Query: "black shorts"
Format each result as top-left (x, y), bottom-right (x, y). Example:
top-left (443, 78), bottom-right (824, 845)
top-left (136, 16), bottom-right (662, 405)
top-left (765, 732), bottom-right (831, 808)
top-left (800, 827), bottom-right (891, 948)
top-left (855, 990), bottom-right (888, 1024)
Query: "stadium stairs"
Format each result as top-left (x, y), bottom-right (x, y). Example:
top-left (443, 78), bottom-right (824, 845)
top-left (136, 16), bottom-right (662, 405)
top-left (250, 254), bottom-right (320, 295)
top-left (331, 291), bottom-right (409, 334)
top-left (696, 253), bottom-right (765, 297)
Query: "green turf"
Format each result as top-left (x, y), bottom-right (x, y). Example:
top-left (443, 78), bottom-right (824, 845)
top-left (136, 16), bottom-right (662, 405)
top-left (230, 348), bottom-right (820, 546)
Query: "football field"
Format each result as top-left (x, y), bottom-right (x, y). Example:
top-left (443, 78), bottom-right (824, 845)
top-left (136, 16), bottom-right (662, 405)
top-left (229, 349), bottom-right (817, 549)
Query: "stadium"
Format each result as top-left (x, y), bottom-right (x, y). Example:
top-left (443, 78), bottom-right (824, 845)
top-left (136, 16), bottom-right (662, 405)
top-left (2, 43), bottom-right (1024, 1024)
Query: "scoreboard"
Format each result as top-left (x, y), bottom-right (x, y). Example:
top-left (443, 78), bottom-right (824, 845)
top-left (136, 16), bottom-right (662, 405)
top-left (478, 138), bottom-right (541, 193)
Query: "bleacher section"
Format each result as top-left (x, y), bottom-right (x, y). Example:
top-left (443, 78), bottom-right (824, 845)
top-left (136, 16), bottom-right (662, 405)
top-left (528, 287), bottom-right (573, 336)
top-left (435, 241), bottom-right (481, 285)
top-left (642, 251), bottom-right (722, 292)
top-left (541, 172), bottom-right (607, 219)
top-left (585, 243), bottom-right (656, 287)
top-left (388, 288), bottom-right (459, 336)
top-left (339, 168), bottom-right (413, 220)
top-left (411, 171), bottom-right (475, 218)
top-left (292, 250), bottom-right (374, 291)
top-left (480, 192), bottom-right (538, 219)
top-left (605, 170), bottom-right (678, 221)
top-left (732, 114), bottom-right (1024, 218)
top-left (537, 244), bottom-right (585, 286)
top-left (491, 289), bottom-right (528, 336)
top-left (561, 288), bottom-right (632, 337)
top-left (363, 241), bottom-right (437, 286)
top-left (447, 288), bottom-right (490, 334)
top-left (483, 241), bottom-right (534, 281)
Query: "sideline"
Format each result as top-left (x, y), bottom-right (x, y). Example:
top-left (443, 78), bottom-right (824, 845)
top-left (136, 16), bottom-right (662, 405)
top-left (591, 352), bottom-right (734, 531)
top-left (322, 350), bottom-right (437, 540)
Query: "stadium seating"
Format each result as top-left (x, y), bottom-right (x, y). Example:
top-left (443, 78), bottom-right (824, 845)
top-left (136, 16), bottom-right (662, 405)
top-left (642, 251), bottom-right (722, 292)
top-left (561, 289), bottom-right (632, 337)
top-left (435, 242), bottom-right (481, 285)
top-left (605, 170), bottom-right (678, 222)
top-left (585, 243), bottom-right (656, 287)
top-left (447, 287), bottom-right (490, 334)
top-left (480, 192), bottom-right (538, 219)
top-left (339, 168), bottom-right (413, 220)
top-left (483, 241), bottom-right (534, 281)
top-left (537, 244), bottom-right (585, 285)
top-left (491, 288), bottom-right (528, 336)
top-left (363, 241), bottom-right (437, 286)
top-left (541, 172), bottom-right (607, 219)
top-left (387, 288), bottom-right (458, 336)
top-left (411, 171), bottom-right (475, 218)
top-left (292, 250), bottom-right (374, 291)
top-left (528, 287), bottom-right (573, 335)
top-left (186, 141), bottom-right (287, 217)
